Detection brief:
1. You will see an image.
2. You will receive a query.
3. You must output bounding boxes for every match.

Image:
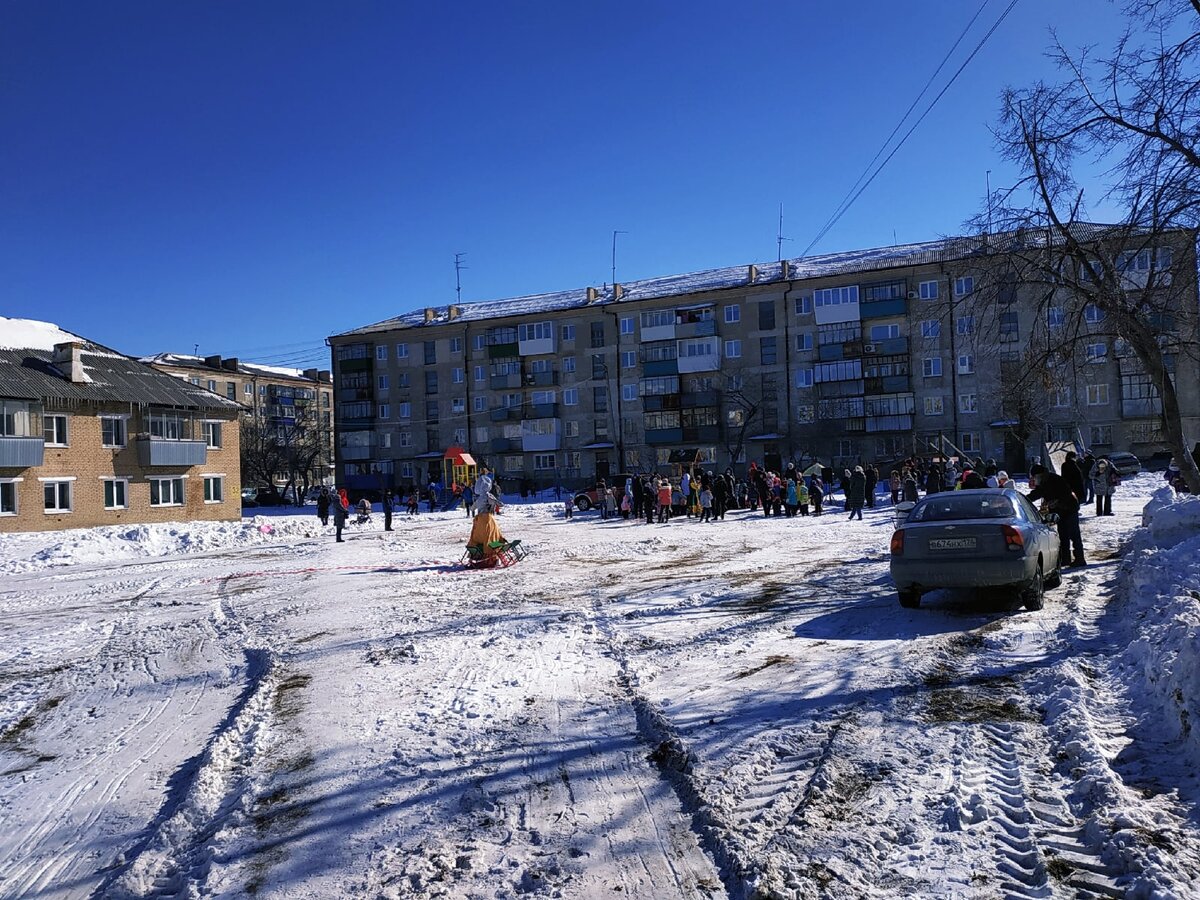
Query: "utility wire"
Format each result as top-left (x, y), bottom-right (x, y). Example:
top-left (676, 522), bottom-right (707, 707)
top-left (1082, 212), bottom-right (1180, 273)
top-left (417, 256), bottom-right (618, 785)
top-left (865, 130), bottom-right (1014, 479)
top-left (799, 0), bottom-right (1021, 258)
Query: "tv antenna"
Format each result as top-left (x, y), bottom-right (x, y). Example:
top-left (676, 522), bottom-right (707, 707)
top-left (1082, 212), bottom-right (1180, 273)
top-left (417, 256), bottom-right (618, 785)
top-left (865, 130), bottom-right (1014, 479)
top-left (612, 230), bottom-right (627, 288)
top-left (454, 252), bottom-right (468, 303)
top-left (776, 202), bottom-right (792, 261)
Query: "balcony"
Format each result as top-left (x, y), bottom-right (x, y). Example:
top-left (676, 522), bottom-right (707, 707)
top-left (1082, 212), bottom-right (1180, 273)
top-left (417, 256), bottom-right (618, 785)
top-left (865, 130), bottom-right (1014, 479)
top-left (339, 445), bottom-right (374, 461)
top-left (818, 340), bottom-right (863, 362)
top-left (860, 298), bottom-right (907, 319)
top-left (487, 341), bottom-right (519, 360)
top-left (865, 414), bottom-right (914, 432)
top-left (642, 358), bottom-right (678, 377)
top-left (524, 402), bottom-right (559, 419)
top-left (645, 427), bottom-right (684, 445)
top-left (641, 322), bottom-right (676, 342)
top-left (136, 437), bottom-right (207, 467)
top-left (490, 437), bottom-right (518, 453)
top-left (681, 390), bottom-right (719, 408)
top-left (527, 370), bottom-right (559, 387)
top-left (338, 357), bottom-right (372, 373)
top-left (0, 436), bottom-right (44, 468)
top-left (642, 394), bottom-right (681, 412)
top-left (1122, 399), bottom-right (1162, 418)
top-left (676, 320), bottom-right (717, 339)
top-left (337, 387), bottom-right (373, 403)
top-left (863, 337), bottom-right (908, 356)
top-left (490, 407), bottom-right (522, 422)
top-left (518, 335), bottom-right (556, 357)
top-left (490, 373), bottom-right (523, 390)
top-left (864, 375), bottom-right (911, 394)
top-left (682, 425), bottom-right (721, 443)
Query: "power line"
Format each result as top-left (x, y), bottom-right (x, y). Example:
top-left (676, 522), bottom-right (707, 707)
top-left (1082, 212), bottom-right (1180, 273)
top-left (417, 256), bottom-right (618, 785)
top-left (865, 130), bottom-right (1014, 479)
top-left (798, 0), bottom-right (1020, 259)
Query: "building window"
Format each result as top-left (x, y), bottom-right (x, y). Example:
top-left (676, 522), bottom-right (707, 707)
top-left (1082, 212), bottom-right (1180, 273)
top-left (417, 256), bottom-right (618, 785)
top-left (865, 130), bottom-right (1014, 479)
top-left (396, 343), bottom-right (409, 358)
top-left (43, 479), bottom-right (72, 513)
top-left (590, 321), bottom-right (606, 348)
top-left (954, 276), bottom-right (974, 297)
top-left (474, 365), bottom-right (485, 382)
top-left (1086, 384), bottom-right (1110, 406)
top-left (561, 324), bottom-right (576, 342)
top-left (474, 396), bottom-right (486, 412)
top-left (425, 371), bottom-right (438, 394)
top-left (998, 311), bottom-right (1019, 342)
top-left (399, 402), bottom-right (411, 419)
top-left (794, 369), bottom-right (814, 388)
top-left (921, 320), bottom-right (941, 338)
top-left (0, 479), bottom-right (18, 516)
top-left (919, 280), bottom-right (939, 300)
top-left (758, 301), bottom-right (775, 330)
top-left (957, 354), bottom-right (974, 375)
top-left (149, 477), bottom-right (184, 507)
top-left (594, 386), bottom-right (608, 413)
top-left (922, 357), bottom-right (943, 377)
top-left (792, 332), bottom-right (812, 352)
top-left (1084, 303), bottom-right (1105, 323)
top-left (959, 393), bottom-right (978, 413)
top-left (474, 426), bottom-right (489, 443)
top-left (472, 335), bottom-right (485, 352)
top-left (504, 455), bottom-right (523, 473)
top-left (622, 351), bottom-right (637, 369)
top-left (794, 295), bottom-right (813, 315)
top-left (453, 367), bottom-right (464, 383)
top-left (375, 345), bottom-right (387, 361)
top-left (961, 432), bottom-right (980, 453)
top-left (149, 413), bottom-right (183, 440)
top-left (563, 388), bottom-right (579, 406)
top-left (620, 316), bottom-right (634, 335)
top-left (622, 384), bottom-right (637, 402)
top-left (380, 433), bottom-right (391, 450)
top-left (924, 397), bottom-right (944, 416)
top-left (99, 478), bottom-right (126, 510)
top-left (564, 421), bottom-right (580, 438)
top-left (724, 339), bottom-right (742, 359)
top-left (378, 374), bottom-right (389, 390)
top-left (452, 397), bottom-right (465, 414)
top-left (591, 354), bottom-right (607, 379)
top-left (202, 421), bottom-right (222, 448)
top-left (43, 414), bottom-right (68, 446)
top-left (379, 404), bottom-right (390, 420)
top-left (226, 382), bottom-right (236, 400)
top-left (1090, 424), bottom-right (1113, 446)
top-left (400, 462), bottom-right (414, 479)
top-left (813, 285), bottom-right (859, 308)
top-left (518, 321), bottom-right (554, 342)
top-left (399, 432), bottom-right (412, 448)
top-left (724, 304), bottom-right (740, 324)
top-left (1047, 307), bottom-right (1064, 329)
top-left (1086, 342), bottom-right (1107, 364)
top-left (530, 453), bottom-right (555, 471)
top-left (759, 336), bottom-right (778, 365)
top-left (956, 316), bottom-right (975, 335)
top-left (426, 399), bottom-right (439, 421)
top-left (869, 324), bottom-right (899, 341)
top-left (563, 356), bottom-right (576, 374)
top-left (678, 338), bottom-right (717, 358)
top-left (1053, 388), bottom-right (1072, 408)
top-left (203, 475), bottom-right (224, 503)
top-left (450, 337), bottom-right (462, 353)
top-left (244, 383), bottom-right (253, 396)
top-left (206, 379), bottom-right (216, 393)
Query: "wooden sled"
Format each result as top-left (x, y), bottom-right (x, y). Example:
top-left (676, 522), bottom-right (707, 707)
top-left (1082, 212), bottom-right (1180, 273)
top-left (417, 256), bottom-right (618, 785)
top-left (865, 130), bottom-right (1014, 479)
top-left (461, 539), bottom-right (527, 569)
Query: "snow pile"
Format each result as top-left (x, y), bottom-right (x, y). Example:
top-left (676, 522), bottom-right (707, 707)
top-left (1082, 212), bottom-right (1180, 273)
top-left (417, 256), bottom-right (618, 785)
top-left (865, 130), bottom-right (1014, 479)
top-left (0, 515), bottom-right (321, 574)
top-left (1124, 491), bottom-right (1200, 764)
top-left (0, 316), bottom-right (83, 351)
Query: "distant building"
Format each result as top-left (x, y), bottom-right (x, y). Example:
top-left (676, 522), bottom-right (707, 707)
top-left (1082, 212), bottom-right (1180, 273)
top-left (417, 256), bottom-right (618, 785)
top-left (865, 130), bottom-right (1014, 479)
top-left (142, 354), bottom-right (334, 490)
top-left (0, 318), bottom-right (243, 533)
top-left (327, 228), bottom-right (1199, 495)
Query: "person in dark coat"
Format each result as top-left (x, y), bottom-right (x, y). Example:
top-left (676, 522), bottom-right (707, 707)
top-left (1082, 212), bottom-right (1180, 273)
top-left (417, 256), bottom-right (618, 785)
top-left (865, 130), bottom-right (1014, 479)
top-left (333, 495), bottom-right (348, 542)
top-left (902, 471), bottom-right (920, 503)
top-left (924, 466), bottom-right (942, 496)
top-left (846, 466), bottom-right (867, 520)
top-left (864, 465), bottom-right (878, 508)
top-left (316, 488), bottom-right (331, 526)
top-left (810, 476), bottom-right (824, 516)
top-left (382, 490), bottom-right (394, 531)
top-left (1060, 451), bottom-right (1085, 504)
top-left (962, 470), bottom-right (986, 490)
top-left (1080, 453), bottom-right (1096, 504)
top-left (631, 476), bottom-right (644, 520)
top-left (1028, 470), bottom-right (1085, 567)
top-left (713, 474), bottom-right (728, 520)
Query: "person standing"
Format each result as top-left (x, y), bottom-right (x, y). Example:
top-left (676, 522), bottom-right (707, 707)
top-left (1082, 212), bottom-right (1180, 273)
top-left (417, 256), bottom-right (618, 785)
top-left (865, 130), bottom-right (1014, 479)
top-left (847, 466), bottom-right (866, 521)
top-left (810, 476), bottom-right (824, 516)
top-left (473, 467), bottom-right (494, 516)
top-left (865, 465), bottom-right (878, 508)
top-left (924, 466), bottom-right (942, 496)
top-left (316, 487), bottom-right (331, 526)
top-left (889, 470), bottom-right (901, 505)
top-left (1091, 457), bottom-right (1117, 516)
top-left (699, 486), bottom-right (713, 523)
top-left (333, 495), bottom-right (348, 542)
top-left (1028, 470), bottom-right (1086, 567)
top-left (382, 490), bottom-right (395, 531)
top-left (679, 471), bottom-right (691, 517)
top-left (1081, 453), bottom-right (1096, 504)
top-left (903, 470), bottom-right (920, 503)
top-left (657, 479), bottom-right (672, 523)
top-left (1061, 451), bottom-right (1086, 504)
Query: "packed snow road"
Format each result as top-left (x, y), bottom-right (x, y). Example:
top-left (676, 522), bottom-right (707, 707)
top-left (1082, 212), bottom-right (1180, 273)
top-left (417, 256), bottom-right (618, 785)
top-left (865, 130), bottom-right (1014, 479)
top-left (1, 475), bottom-right (1199, 899)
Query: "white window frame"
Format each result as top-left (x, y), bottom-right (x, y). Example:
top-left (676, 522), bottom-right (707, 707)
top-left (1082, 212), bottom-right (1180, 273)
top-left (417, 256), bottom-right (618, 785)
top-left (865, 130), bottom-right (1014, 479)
top-left (450, 337), bottom-right (462, 353)
top-left (919, 280), bottom-right (939, 300)
top-left (0, 477), bottom-right (22, 516)
top-left (1086, 384), bottom-right (1110, 406)
top-left (203, 475), bottom-right (225, 504)
top-left (622, 384), bottom-right (637, 402)
top-left (922, 357), bottom-right (943, 377)
top-left (954, 276), bottom-right (974, 297)
top-left (956, 315), bottom-right (975, 335)
top-left (724, 304), bottom-right (740, 324)
top-left (920, 320), bottom-right (940, 338)
top-left (869, 324), bottom-right (900, 341)
top-left (452, 397), bottom-right (465, 414)
top-left (100, 415), bottom-right (129, 449)
top-left (1047, 307), bottom-right (1064, 329)
top-left (924, 397), bottom-right (944, 416)
top-left (622, 351), bottom-right (637, 369)
top-left (563, 388), bottom-right (579, 406)
top-left (376, 345), bottom-right (388, 361)
top-left (533, 453), bottom-right (556, 471)
top-left (1086, 342), bottom-right (1107, 364)
top-left (399, 432), bottom-right (412, 448)
top-left (202, 420), bottom-right (223, 449)
top-left (40, 477), bottom-right (74, 514)
top-left (957, 354), bottom-right (974, 375)
top-left (959, 393), bottom-right (978, 414)
top-left (561, 324), bottom-right (576, 342)
top-left (378, 374), bottom-right (389, 390)
top-left (795, 333), bottom-right (813, 351)
top-left (794, 368), bottom-right (814, 388)
top-left (1084, 303), bottom-right (1105, 323)
top-left (563, 356), bottom-right (576, 374)
top-left (794, 295), bottom-right (813, 315)
top-left (474, 396), bottom-right (486, 412)
top-left (474, 365), bottom-right (485, 383)
top-left (378, 403), bottom-right (390, 420)
top-left (724, 339), bottom-right (742, 359)
top-left (44, 414), bottom-right (69, 447)
top-left (453, 367), bottom-right (464, 384)
top-left (396, 343), bottom-right (409, 358)
top-left (398, 402), bottom-right (411, 419)
top-left (149, 476), bottom-right (185, 507)
top-left (620, 316), bottom-right (635, 335)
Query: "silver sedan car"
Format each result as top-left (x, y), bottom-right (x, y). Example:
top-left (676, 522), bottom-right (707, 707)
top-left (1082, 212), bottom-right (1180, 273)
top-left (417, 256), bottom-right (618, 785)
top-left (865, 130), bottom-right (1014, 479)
top-left (889, 489), bottom-right (1061, 610)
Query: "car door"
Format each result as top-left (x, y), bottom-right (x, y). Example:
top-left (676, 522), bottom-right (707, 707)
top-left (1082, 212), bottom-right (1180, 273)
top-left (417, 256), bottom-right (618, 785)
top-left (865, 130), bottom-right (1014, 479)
top-left (1016, 494), bottom-right (1057, 565)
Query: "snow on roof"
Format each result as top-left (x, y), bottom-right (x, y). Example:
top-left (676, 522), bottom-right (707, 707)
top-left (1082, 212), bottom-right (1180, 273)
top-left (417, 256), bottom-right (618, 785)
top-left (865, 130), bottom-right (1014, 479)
top-left (240, 362), bottom-right (306, 379)
top-left (0, 316), bottom-right (85, 351)
top-left (141, 352), bottom-right (315, 382)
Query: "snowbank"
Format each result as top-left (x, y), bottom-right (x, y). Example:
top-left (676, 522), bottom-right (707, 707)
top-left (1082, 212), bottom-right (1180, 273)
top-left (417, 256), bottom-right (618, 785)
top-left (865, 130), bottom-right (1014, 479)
top-left (0, 515), bottom-right (321, 574)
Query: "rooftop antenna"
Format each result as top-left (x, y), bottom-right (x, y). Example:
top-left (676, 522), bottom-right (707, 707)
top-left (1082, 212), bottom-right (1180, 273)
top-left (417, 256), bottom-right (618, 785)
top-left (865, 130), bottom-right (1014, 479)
top-left (454, 252), bottom-right (467, 303)
top-left (986, 169), bottom-right (993, 234)
top-left (193, 343), bottom-right (199, 355)
top-left (776, 202), bottom-right (792, 261)
top-left (612, 230), bottom-right (627, 288)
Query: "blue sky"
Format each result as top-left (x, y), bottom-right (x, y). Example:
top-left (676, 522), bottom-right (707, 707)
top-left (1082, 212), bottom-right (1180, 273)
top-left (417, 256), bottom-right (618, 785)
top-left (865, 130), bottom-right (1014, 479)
top-left (1, 1), bottom-right (1132, 367)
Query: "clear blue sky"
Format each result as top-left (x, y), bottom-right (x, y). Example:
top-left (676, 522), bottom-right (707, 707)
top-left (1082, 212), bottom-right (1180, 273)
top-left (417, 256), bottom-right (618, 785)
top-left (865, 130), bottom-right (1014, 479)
top-left (1, 1), bottom-right (1132, 368)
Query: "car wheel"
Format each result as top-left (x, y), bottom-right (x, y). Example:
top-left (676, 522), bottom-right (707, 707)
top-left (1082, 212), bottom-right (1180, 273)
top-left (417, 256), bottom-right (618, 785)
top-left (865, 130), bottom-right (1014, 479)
top-left (575, 497), bottom-right (592, 511)
top-left (1022, 563), bottom-right (1045, 611)
top-left (1044, 567), bottom-right (1062, 590)
top-left (898, 589), bottom-right (921, 609)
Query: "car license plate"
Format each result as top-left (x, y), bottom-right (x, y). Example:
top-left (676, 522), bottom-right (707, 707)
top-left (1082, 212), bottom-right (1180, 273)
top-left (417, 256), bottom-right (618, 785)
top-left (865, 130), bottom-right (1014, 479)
top-left (929, 538), bottom-right (977, 550)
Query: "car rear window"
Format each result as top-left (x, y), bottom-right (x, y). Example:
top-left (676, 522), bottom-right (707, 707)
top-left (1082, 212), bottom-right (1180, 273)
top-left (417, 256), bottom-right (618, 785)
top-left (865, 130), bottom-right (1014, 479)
top-left (908, 495), bottom-right (1017, 523)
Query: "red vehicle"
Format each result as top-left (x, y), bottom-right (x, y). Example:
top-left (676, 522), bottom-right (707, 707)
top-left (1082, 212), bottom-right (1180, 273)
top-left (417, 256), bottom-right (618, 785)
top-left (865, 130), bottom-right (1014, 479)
top-left (573, 474), bottom-right (635, 511)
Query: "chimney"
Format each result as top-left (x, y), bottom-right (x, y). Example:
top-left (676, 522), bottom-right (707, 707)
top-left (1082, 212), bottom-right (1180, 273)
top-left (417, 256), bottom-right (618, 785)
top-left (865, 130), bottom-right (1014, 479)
top-left (221, 357), bottom-right (239, 372)
top-left (319, 369), bottom-right (332, 383)
top-left (204, 354), bottom-right (222, 368)
top-left (448, 305), bottom-right (461, 320)
top-left (424, 308), bottom-right (436, 323)
top-left (52, 342), bottom-right (89, 383)
top-left (748, 264), bottom-right (759, 283)
top-left (613, 283), bottom-right (624, 300)
top-left (586, 286), bottom-right (599, 303)
top-left (303, 368), bottom-right (319, 381)
top-left (780, 259), bottom-right (791, 279)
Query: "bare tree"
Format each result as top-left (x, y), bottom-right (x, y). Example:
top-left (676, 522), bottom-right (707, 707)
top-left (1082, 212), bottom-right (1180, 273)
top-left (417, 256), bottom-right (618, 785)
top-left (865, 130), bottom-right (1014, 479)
top-left (971, 0), bottom-right (1200, 490)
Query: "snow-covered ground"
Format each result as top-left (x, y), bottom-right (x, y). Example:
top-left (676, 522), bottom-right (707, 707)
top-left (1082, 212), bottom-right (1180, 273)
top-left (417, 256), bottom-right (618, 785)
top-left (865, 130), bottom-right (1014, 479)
top-left (1, 474), bottom-right (1199, 899)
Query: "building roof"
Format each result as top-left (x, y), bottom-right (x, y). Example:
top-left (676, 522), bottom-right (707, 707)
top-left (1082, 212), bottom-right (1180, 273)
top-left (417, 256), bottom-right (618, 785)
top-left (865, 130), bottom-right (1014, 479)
top-left (331, 233), bottom-right (997, 339)
top-left (0, 317), bottom-right (242, 412)
top-left (140, 353), bottom-right (326, 384)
